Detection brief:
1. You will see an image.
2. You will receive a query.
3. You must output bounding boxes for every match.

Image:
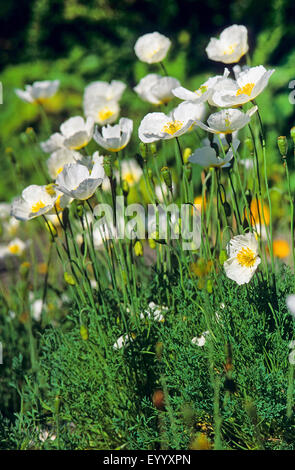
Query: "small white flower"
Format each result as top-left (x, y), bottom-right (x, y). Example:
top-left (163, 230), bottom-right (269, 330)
top-left (15, 80), bottom-right (60, 104)
top-left (113, 333), bottom-right (133, 350)
top-left (94, 117), bottom-right (133, 152)
top-left (206, 25), bottom-right (248, 64)
top-left (56, 159), bottom-right (105, 200)
top-left (189, 139), bottom-right (240, 169)
top-left (140, 302), bottom-right (168, 322)
top-left (84, 98), bottom-right (120, 126)
top-left (134, 74), bottom-right (180, 105)
top-left (224, 232), bottom-right (261, 285)
top-left (31, 299), bottom-right (43, 322)
top-left (11, 185), bottom-right (60, 221)
top-left (59, 116), bottom-right (94, 150)
top-left (192, 331), bottom-right (209, 347)
top-left (211, 66), bottom-right (275, 107)
top-left (195, 107), bottom-right (257, 135)
top-left (83, 80), bottom-right (125, 125)
top-left (134, 32), bottom-right (171, 64)
top-left (173, 68), bottom-right (231, 105)
top-left (47, 148), bottom-right (82, 179)
top-left (40, 133), bottom-right (65, 153)
top-left (138, 101), bottom-right (197, 143)
top-left (37, 428), bottom-right (57, 442)
top-left (286, 295), bottom-right (295, 319)
top-left (84, 80), bottom-right (126, 103)
top-left (121, 159), bottom-right (143, 186)
top-left (0, 238), bottom-right (27, 259)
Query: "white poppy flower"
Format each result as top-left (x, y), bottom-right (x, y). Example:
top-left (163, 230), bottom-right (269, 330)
top-left (47, 148), bottom-right (82, 179)
top-left (84, 98), bottom-right (120, 126)
top-left (56, 160), bottom-right (105, 200)
top-left (121, 159), bottom-right (143, 186)
top-left (134, 74), bottom-right (180, 105)
top-left (59, 116), bottom-right (94, 150)
top-left (211, 66), bottom-right (275, 107)
top-left (140, 302), bottom-right (168, 322)
top-left (94, 117), bottom-right (133, 152)
top-left (15, 80), bottom-right (60, 104)
top-left (192, 331), bottom-right (209, 347)
top-left (224, 232), bottom-right (261, 285)
top-left (286, 295), bottom-right (295, 319)
top-left (206, 25), bottom-right (248, 64)
top-left (113, 333), bottom-right (133, 350)
top-left (195, 107), bottom-right (257, 135)
top-left (189, 139), bottom-right (240, 168)
top-left (134, 32), bottom-right (171, 64)
top-left (40, 133), bottom-right (65, 153)
top-left (84, 80), bottom-right (126, 103)
top-left (173, 68), bottom-right (231, 105)
top-left (138, 101), bottom-right (198, 143)
top-left (11, 185), bottom-right (60, 221)
top-left (0, 238), bottom-right (27, 259)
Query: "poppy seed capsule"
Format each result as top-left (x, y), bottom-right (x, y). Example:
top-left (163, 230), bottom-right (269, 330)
top-left (277, 136), bottom-right (288, 157)
top-left (152, 389), bottom-right (165, 410)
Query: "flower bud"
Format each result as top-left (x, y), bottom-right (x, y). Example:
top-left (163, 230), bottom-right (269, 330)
top-left (148, 238), bottom-right (157, 249)
top-left (219, 250), bottom-right (227, 265)
top-left (64, 272), bottom-right (76, 285)
top-left (76, 203), bottom-right (84, 218)
top-left (184, 163), bottom-right (192, 182)
top-left (183, 147), bottom-right (192, 164)
top-left (80, 324), bottom-right (89, 341)
top-left (244, 137), bottom-right (254, 153)
top-left (161, 166), bottom-right (172, 190)
top-left (277, 136), bottom-right (288, 156)
top-left (20, 261), bottom-right (31, 278)
top-left (134, 240), bottom-right (143, 256)
top-left (223, 201), bottom-right (231, 217)
top-left (103, 155), bottom-right (113, 178)
top-left (139, 142), bottom-right (147, 159)
top-left (122, 179), bottom-right (129, 197)
top-left (290, 127), bottom-right (295, 144)
top-left (206, 279), bottom-right (213, 294)
top-left (150, 143), bottom-right (157, 156)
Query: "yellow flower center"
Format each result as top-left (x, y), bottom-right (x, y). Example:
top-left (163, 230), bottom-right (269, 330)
top-left (236, 247), bottom-right (256, 267)
top-left (162, 120), bottom-right (183, 135)
top-left (45, 184), bottom-right (57, 196)
top-left (123, 173), bottom-right (135, 185)
top-left (236, 83), bottom-right (255, 97)
top-left (8, 244), bottom-right (21, 255)
top-left (147, 47), bottom-right (161, 59)
top-left (56, 166), bottom-right (64, 176)
top-left (31, 201), bottom-right (46, 213)
top-left (223, 44), bottom-right (237, 55)
top-left (195, 85), bottom-right (208, 96)
top-left (98, 107), bottom-right (114, 122)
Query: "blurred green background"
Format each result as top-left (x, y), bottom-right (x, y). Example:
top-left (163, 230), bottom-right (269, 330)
top-left (1, 0), bottom-right (295, 200)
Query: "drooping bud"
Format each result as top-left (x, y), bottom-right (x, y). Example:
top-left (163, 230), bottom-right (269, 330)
top-left (184, 163), bottom-right (192, 182)
top-left (64, 271), bottom-right (76, 285)
top-left (150, 143), bottom-right (157, 156)
top-left (219, 250), bottom-right (227, 265)
top-left (244, 137), bottom-right (254, 153)
top-left (139, 142), bottom-right (147, 159)
top-left (103, 155), bottom-right (113, 178)
top-left (134, 240), bottom-right (143, 257)
top-left (122, 179), bottom-right (129, 197)
top-left (80, 324), bottom-right (89, 341)
top-left (183, 147), bottom-right (192, 164)
top-left (161, 166), bottom-right (172, 190)
top-left (277, 136), bottom-right (288, 157)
